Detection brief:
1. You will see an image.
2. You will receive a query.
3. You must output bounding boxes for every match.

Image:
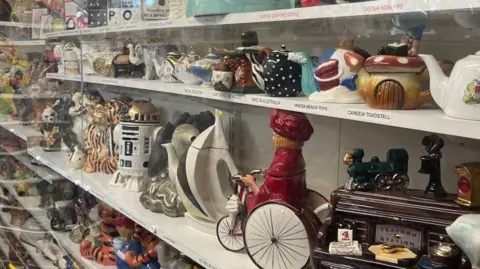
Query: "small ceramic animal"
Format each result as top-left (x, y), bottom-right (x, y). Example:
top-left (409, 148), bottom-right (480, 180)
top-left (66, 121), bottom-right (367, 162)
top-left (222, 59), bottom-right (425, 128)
top-left (68, 146), bottom-right (86, 170)
top-left (39, 101), bottom-right (77, 152)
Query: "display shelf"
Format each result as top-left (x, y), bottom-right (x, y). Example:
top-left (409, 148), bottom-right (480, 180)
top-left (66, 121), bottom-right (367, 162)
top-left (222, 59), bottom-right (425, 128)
top-left (1, 185), bottom-right (113, 269)
top-left (0, 210), bottom-right (56, 269)
top-left (0, 144), bottom-right (62, 184)
top-left (28, 147), bottom-right (257, 269)
top-left (47, 73), bottom-right (480, 140)
top-left (0, 116), bottom-right (44, 141)
top-left (43, 0), bottom-right (480, 38)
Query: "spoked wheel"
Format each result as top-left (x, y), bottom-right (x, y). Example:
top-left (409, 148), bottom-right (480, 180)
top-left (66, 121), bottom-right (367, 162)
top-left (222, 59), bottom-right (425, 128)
top-left (216, 216), bottom-right (245, 252)
top-left (244, 202), bottom-right (310, 269)
top-left (393, 173), bottom-right (410, 189)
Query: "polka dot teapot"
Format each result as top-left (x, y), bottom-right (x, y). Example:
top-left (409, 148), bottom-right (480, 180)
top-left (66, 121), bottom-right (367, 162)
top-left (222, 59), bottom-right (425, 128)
top-left (248, 44), bottom-right (303, 97)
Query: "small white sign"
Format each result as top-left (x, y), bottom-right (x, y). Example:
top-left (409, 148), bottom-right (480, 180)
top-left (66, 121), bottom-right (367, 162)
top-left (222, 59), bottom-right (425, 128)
top-left (293, 101), bottom-right (328, 115)
top-left (250, 96), bottom-right (282, 107)
top-left (338, 229), bottom-right (353, 241)
top-left (347, 109), bottom-right (392, 123)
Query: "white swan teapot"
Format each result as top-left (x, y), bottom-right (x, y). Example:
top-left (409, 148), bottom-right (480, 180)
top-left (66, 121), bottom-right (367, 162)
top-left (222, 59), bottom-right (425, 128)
top-left (419, 51), bottom-right (480, 121)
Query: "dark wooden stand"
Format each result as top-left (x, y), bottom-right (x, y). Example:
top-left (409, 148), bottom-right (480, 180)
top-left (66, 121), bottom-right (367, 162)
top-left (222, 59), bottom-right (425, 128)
top-left (313, 188), bottom-right (480, 269)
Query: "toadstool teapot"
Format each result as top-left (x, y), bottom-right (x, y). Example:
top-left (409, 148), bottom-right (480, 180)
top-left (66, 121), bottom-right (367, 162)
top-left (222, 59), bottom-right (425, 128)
top-left (419, 51), bottom-right (480, 121)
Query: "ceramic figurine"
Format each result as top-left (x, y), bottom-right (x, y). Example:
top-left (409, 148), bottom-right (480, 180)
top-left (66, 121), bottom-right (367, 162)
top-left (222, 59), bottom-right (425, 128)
top-left (39, 100), bottom-right (77, 152)
top-left (80, 203), bottom-right (124, 266)
top-left (142, 112), bottom-right (214, 218)
top-left (63, 42), bottom-right (81, 74)
top-left (343, 148), bottom-right (409, 191)
top-left (137, 44), bottom-right (162, 80)
top-left (391, 12), bottom-right (428, 57)
top-left (69, 198), bottom-right (94, 243)
top-left (84, 51), bottom-right (118, 77)
top-left (189, 48), bottom-right (220, 87)
top-left (215, 109), bottom-right (329, 269)
top-left (110, 100), bottom-right (162, 192)
top-left (159, 51), bottom-right (181, 83)
top-left (291, 39), bottom-right (367, 103)
top-left (83, 97), bottom-right (132, 174)
top-left (344, 51), bottom-right (431, 110)
top-left (9, 67), bottom-right (35, 123)
top-left (420, 51), bottom-right (480, 120)
top-left (219, 46), bottom-right (265, 94)
top-left (69, 91), bottom-right (103, 149)
top-left (163, 110), bottom-right (236, 234)
top-left (453, 162), bottom-right (480, 207)
top-left (113, 50), bottom-right (146, 78)
top-left (446, 214), bottom-right (480, 269)
top-left (175, 46), bottom-right (202, 85)
top-left (36, 234), bottom-right (68, 266)
top-left (68, 146), bottom-right (87, 170)
top-left (212, 59), bottom-right (233, 92)
top-left (121, 224), bottom-right (161, 269)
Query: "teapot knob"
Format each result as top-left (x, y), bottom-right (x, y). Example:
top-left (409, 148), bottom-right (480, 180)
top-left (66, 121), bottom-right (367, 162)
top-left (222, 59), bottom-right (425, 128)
top-left (281, 44), bottom-right (287, 50)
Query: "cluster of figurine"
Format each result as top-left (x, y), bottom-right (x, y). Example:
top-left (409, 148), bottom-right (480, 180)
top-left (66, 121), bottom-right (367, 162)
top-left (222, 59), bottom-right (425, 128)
top-left (52, 11), bottom-right (480, 122)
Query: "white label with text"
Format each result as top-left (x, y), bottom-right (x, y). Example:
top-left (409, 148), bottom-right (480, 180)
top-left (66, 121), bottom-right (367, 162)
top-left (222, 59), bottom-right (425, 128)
top-left (211, 91), bottom-right (231, 100)
top-left (347, 109), bottom-right (392, 123)
top-left (198, 258), bottom-right (219, 269)
top-left (184, 87), bottom-right (204, 96)
top-left (293, 101), bottom-right (328, 114)
top-left (250, 96), bottom-right (281, 107)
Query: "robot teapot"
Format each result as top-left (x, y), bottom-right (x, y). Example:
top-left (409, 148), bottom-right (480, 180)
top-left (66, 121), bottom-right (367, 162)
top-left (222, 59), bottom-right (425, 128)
top-left (109, 100), bottom-right (162, 192)
top-left (419, 51), bottom-right (480, 121)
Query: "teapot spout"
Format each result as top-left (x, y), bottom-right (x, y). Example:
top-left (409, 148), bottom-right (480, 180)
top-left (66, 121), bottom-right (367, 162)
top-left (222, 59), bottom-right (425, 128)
top-left (418, 54), bottom-right (449, 109)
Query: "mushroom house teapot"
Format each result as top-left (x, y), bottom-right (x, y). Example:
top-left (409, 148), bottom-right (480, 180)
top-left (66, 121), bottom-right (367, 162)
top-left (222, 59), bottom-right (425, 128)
top-left (419, 51), bottom-right (480, 121)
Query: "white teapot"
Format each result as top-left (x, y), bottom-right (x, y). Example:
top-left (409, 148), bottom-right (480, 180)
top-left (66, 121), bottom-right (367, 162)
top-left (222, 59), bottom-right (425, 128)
top-left (419, 51), bottom-right (480, 121)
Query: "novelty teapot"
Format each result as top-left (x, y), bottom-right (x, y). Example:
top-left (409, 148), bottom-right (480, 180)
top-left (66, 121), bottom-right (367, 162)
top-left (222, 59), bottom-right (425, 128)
top-left (420, 51), bottom-right (480, 121)
top-left (244, 44), bottom-right (302, 97)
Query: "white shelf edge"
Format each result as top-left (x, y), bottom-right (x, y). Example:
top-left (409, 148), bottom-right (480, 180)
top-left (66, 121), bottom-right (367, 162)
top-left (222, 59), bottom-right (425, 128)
top-left (43, 0), bottom-right (480, 38)
top-left (47, 73), bottom-right (480, 140)
top-left (28, 148), bottom-right (257, 269)
top-left (0, 40), bottom-right (45, 46)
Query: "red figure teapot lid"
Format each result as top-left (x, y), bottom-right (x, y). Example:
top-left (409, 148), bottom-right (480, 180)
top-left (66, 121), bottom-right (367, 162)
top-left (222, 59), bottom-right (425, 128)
top-left (269, 109), bottom-right (313, 142)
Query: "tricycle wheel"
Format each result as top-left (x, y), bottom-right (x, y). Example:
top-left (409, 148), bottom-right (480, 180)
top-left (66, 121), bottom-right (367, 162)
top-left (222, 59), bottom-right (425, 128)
top-left (216, 216), bottom-right (244, 252)
top-left (244, 202), bottom-right (310, 269)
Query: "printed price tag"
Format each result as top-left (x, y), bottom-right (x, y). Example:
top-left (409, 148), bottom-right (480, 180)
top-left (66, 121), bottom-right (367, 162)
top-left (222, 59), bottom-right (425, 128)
top-left (184, 87), bottom-right (204, 96)
top-left (198, 258), bottom-right (219, 269)
top-left (259, 10), bottom-right (299, 21)
top-left (347, 109), bottom-right (392, 123)
top-left (293, 101), bottom-right (328, 115)
top-left (211, 91), bottom-right (231, 100)
top-left (231, 93), bottom-right (245, 102)
top-left (250, 96), bottom-right (282, 107)
top-left (363, 3), bottom-right (404, 13)
top-left (146, 20), bottom-right (172, 28)
top-left (338, 229), bottom-right (353, 241)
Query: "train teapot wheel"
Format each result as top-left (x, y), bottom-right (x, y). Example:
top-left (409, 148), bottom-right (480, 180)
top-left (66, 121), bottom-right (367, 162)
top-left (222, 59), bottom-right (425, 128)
top-left (216, 216), bottom-right (245, 252)
top-left (243, 201), bottom-right (311, 269)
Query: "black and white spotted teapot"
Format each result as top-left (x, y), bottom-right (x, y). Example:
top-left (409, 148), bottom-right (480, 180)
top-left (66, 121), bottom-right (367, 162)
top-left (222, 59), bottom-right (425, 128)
top-left (261, 45), bottom-right (303, 97)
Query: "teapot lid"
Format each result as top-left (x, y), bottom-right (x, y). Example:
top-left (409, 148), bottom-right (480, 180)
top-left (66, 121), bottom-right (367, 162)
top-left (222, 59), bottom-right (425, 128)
top-left (205, 47), bottom-right (219, 60)
top-left (273, 45), bottom-right (291, 55)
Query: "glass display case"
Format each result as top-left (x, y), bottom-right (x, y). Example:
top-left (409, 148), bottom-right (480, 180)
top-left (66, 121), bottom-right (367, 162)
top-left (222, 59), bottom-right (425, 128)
top-left (0, 0), bottom-right (480, 269)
